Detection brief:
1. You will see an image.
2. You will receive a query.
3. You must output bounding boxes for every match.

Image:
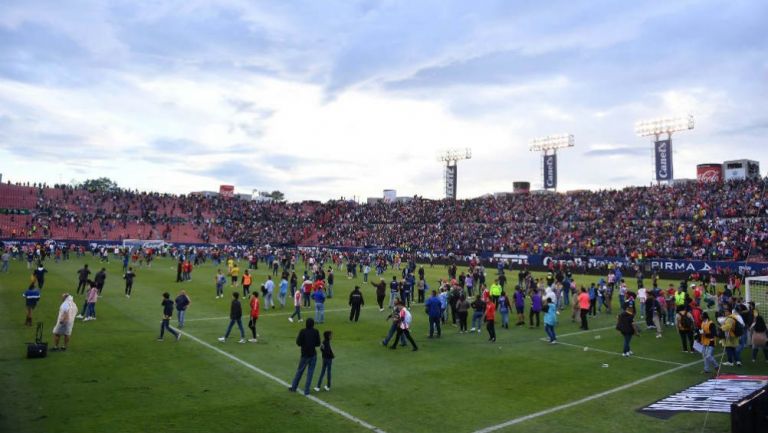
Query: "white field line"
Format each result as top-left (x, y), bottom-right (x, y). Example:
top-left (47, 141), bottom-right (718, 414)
top-left (553, 325), bottom-right (615, 338)
top-left (173, 327), bottom-right (387, 433)
top-left (543, 339), bottom-right (685, 366)
top-left (186, 307), bottom-right (351, 322)
top-left (471, 356), bottom-right (707, 433)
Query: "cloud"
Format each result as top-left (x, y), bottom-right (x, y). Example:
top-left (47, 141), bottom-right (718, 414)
top-left (583, 146), bottom-right (646, 157)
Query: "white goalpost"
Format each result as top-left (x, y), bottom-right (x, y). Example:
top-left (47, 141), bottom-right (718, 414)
top-left (745, 276), bottom-right (768, 312)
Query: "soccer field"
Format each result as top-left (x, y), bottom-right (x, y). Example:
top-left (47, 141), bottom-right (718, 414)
top-left (0, 256), bottom-right (753, 433)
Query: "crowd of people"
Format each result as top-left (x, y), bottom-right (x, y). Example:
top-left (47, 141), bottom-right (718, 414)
top-left (1, 179), bottom-right (766, 264)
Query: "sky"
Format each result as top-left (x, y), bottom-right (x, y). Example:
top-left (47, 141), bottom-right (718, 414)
top-left (0, 0), bottom-right (766, 201)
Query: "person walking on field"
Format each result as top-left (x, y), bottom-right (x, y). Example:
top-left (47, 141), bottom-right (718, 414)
top-left (158, 292), bottom-right (181, 342)
top-left (289, 318), bottom-right (321, 396)
top-left (578, 287), bottom-right (590, 330)
top-left (371, 278), bottom-right (386, 311)
top-left (123, 267), bottom-right (136, 298)
top-left (616, 307), bottom-right (636, 357)
top-left (218, 292), bottom-right (246, 343)
top-left (175, 290), bottom-right (191, 329)
top-left (425, 290), bottom-right (442, 338)
top-left (248, 292), bottom-right (260, 343)
top-left (544, 297), bottom-right (558, 344)
top-left (700, 312), bottom-right (719, 373)
top-left (76, 264), bottom-right (90, 295)
top-left (390, 300), bottom-right (418, 351)
top-left (675, 306), bottom-right (695, 353)
top-left (23, 283), bottom-right (41, 326)
top-left (52, 294), bottom-right (78, 351)
top-left (314, 330), bottom-right (334, 392)
top-left (485, 296), bottom-right (497, 342)
top-left (349, 285), bottom-right (364, 322)
top-left (289, 287), bottom-right (303, 323)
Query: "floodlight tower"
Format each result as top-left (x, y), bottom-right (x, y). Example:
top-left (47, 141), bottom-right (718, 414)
top-left (635, 114), bottom-right (694, 184)
top-left (529, 134), bottom-right (574, 191)
top-left (437, 148), bottom-right (472, 199)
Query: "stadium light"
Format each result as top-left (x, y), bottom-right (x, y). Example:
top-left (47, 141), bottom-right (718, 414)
top-left (436, 148), bottom-right (472, 200)
top-left (529, 134), bottom-right (575, 152)
top-left (437, 148), bottom-right (472, 163)
top-left (529, 134), bottom-right (574, 191)
top-left (635, 114), bottom-right (695, 184)
top-left (635, 114), bottom-right (694, 138)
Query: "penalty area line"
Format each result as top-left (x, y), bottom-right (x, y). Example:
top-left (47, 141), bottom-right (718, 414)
top-left (470, 357), bottom-right (703, 433)
top-left (549, 339), bottom-right (685, 366)
top-left (173, 327), bottom-right (387, 433)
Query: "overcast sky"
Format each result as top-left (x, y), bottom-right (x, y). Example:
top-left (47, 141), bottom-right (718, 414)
top-left (0, 0), bottom-right (766, 201)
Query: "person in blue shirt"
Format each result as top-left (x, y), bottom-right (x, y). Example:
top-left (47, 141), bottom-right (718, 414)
top-left (279, 278), bottom-right (289, 308)
top-left (588, 283), bottom-right (597, 316)
top-left (23, 283), bottom-right (41, 326)
top-left (313, 288), bottom-right (326, 324)
top-left (543, 297), bottom-right (558, 343)
top-left (425, 290), bottom-right (443, 338)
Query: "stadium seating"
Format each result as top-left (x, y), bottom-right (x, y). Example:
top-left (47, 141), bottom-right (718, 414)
top-left (0, 180), bottom-right (765, 262)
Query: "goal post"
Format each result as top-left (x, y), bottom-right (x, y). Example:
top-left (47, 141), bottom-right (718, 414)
top-left (745, 276), bottom-right (768, 312)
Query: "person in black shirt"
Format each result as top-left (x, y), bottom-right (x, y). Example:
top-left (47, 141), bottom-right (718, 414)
top-left (314, 331), bottom-right (334, 392)
top-left (123, 267), bottom-right (136, 297)
top-left (33, 264), bottom-right (48, 289)
top-left (349, 286), bottom-right (364, 322)
top-left (289, 318), bottom-right (321, 395)
top-left (94, 268), bottom-right (107, 295)
top-left (218, 292), bottom-right (245, 343)
top-left (77, 264), bottom-right (91, 295)
top-left (158, 292), bottom-right (181, 341)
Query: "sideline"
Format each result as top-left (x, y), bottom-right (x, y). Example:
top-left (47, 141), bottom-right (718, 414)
top-left (174, 327), bottom-right (387, 433)
top-left (471, 356), bottom-right (707, 433)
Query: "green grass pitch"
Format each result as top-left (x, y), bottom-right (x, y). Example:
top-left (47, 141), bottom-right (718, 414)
top-left (0, 255), bottom-right (754, 433)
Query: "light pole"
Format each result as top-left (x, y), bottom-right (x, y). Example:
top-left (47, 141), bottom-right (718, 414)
top-left (529, 134), bottom-right (574, 191)
top-left (437, 148), bottom-right (472, 199)
top-left (635, 114), bottom-right (694, 184)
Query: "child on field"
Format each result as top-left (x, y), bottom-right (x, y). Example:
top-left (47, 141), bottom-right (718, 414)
top-left (84, 284), bottom-right (98, 321)
top-left (314, 330), bottom-right (334, 392)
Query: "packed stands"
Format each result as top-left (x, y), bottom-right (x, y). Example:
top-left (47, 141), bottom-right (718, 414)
top-left (0, 179), bottom-right (766, 261)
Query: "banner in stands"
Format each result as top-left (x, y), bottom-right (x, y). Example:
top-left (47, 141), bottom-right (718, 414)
top-left (492, 253), bottom-right (768, 275)
top-left (640, 375), bottom-right (768, 419)
top-left (543, 154), bottom-right (557, 189)
top-left (654, 139), bottom-right (673, 181)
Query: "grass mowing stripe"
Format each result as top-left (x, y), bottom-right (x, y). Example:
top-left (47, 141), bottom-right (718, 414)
top-left (172, 327), bottom-right (388, 433)
top-left (543, 339), bottom-right (686, 366)
top-left (471, 356), bottom-right (705, 433)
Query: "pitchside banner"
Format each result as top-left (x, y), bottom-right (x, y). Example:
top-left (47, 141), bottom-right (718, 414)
top-left (543, 154), bottom-right (557, 189)
top-left (654, 139), bottom-right (673, 181)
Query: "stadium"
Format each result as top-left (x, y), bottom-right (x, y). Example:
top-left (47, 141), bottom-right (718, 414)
top-left (2, 2), bottom-right (768, 433)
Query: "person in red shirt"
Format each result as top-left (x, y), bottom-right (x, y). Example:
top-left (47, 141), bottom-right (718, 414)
top-left (578, 287), bottom-right (590, 330)
top-left (248, 292), bottom-right (260, 343)
top-left (485, 299), bottom-right (497, 342)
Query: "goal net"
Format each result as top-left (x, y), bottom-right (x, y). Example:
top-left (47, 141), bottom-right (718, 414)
top-left (745, 276), bottom-right (768, 313)
top-left (122, 239), bottom-right (166, 251)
